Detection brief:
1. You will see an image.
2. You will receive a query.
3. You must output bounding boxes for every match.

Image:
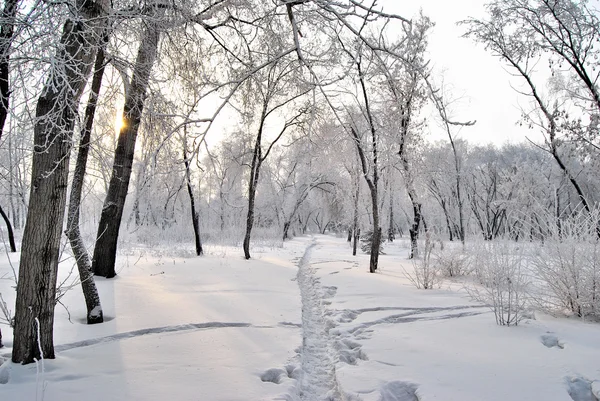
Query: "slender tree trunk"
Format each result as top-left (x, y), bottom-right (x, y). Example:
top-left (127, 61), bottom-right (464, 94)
top-left (0, 0), bottom-right (20, 253)
top-left (93, 15), bottom-right (161, 278)
top-left (0, 0), bottom-right (19, 143)
top-left (388, 180), bottom-right (395, 242)
top-left (352, 176), bottom-right (359, 256)
top-left (12, 2), bottom-right (107, 364)
top-left (243, 108), bottom-right (266, 260)
top-left (66, 34), bottom-right (109, 325)
top-left (183, 138), bottom-right (203, 256)
top-left (0, 204), bottom-right (15, 252)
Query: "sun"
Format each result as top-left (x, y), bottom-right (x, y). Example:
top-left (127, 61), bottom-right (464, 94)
top-left (115, 114), bottom-right (126, 133)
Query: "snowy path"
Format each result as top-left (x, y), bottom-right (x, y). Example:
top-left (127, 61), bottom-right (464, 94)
top-left (294, 239), bottom-right (344, 401)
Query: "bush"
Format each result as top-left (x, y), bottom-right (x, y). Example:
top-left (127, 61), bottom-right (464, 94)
top-left (433, 243), bottom-right (472, 277)
top-left (404, 233), bottom-right (442, 289)
top-left (530, 210), bottom-right (600, 320)
top-left (468, 240), bottom-right (529, 326)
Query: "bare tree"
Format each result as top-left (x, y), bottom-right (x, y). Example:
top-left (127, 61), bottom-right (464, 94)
top-left (65, 31), bottom-right (110, 325)
top-left (12, 0), bottom-right (109, 364)
top-left (462, 0), bottom-right (596, 213)
top-left (92, 8), bottom-right (164, 278)
top-left (242, 58), bottom-right (311, 259)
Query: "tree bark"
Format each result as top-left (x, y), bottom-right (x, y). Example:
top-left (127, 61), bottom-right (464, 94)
top-left (93, 15), bottom-right (161, 278)
top-left (12, 1), bottom-right (107, 364)
top-left (66, 33), bottom-right (109, 325)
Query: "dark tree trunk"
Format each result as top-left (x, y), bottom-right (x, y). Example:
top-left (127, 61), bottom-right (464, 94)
top-left (352, 178), bottom-right (359, 256)
top-left (407, 194), bottom-right (422, 259)
top-left (0, 204), bottom-right (16, 252)
top-left (388, 182), bottom-right (395, 242)
top-left (0, 0), bottom-right (21, 254)
top-left (183, 139), bottom-right (203, 256)
top-left (0, 0), bottom-right (19, 144)
top-left (243, 128), bottom-right (262, 259)
top-left (92, 17), bottom-right (161, 278)
top-left (12, 3), bottom-right (106, 364)
top-left (66, 34), bottom-right (109, 325)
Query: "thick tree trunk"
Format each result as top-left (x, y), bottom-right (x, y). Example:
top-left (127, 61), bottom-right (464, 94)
top-left (183, 141), bottom-right (203, 256)
top-left (92, 16), bottom-right (161, 278)
top-left (66, 34), bottom-right (109, 325)
top-left (0, 204), bottom-right (16, 252)
top-left (12, 3), bottom-right (107, 364)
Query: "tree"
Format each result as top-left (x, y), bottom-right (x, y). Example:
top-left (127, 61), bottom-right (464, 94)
top-left (65, 32), bottom-right (109, 325)
top-left (348, 56), bottom-right (383, 273)
top-left (242, 58), bottom-right (311, 259)
top-left (92, 8), bottom-right (164, 278)
top-left (462, 0), bottom-right (598, 214)
top-left (12, 0), bottom-right (108, 364)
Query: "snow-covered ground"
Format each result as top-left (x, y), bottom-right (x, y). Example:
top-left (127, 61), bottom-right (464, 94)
top-left (1, 235), bottom-right (599, 400)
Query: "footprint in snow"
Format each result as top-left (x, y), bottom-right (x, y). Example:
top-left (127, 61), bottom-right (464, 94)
top-left (541, 333), bottom-right (564, 349)
top-left (380, 381), bottom-right (420, 401)
top-left (566, 376), bottom-right (599, 401)
top-left (323, 286), bottom-right (337, 298)
top-left (260, 368), bottom-right (287, 384)
top-left (334, 338), bottom-right (368, 365)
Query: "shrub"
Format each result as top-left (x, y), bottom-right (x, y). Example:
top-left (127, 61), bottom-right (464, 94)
top-left (404, 233), bottom-right (442, 289)
top-left (468, 240), bottom-right (529, 326)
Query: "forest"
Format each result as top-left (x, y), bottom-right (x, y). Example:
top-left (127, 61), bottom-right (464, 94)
top-left (0, 0), bottom-right (600, 400)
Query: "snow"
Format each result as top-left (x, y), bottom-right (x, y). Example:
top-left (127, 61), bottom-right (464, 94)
top-left (1, 235), bottom-right (600, 401)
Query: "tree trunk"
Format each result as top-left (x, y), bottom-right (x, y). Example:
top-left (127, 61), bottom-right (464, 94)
top-left (243, 143), bottom-right (261, 260)
top-left (12, 3), bottom-right (107, 364)
top-left (352, 178), bottom-right (359, 256)
top-left (408, 198), bottom-right (422, 259)
top-left (0, 0), bottom-right (21, 253)
top-left (388, 181), bottom-right (395, 242)
top-left (92, 15), bottom-right (161, 278)
top-left (0, 0), bottom-right (19, 144)
top-left (66, 34), bottom-right (109, 325)
top-left (183, 139), bottom-right (203, 256)
top-left (0, 204), bottom-right (16, 252)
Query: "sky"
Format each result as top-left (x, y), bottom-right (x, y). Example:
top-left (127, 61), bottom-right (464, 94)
top-left (381, 0), bottom-right (545, 146)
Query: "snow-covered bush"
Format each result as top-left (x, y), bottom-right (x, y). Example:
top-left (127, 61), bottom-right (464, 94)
top-left (469, 240), bottom-right (529, 326)
top-left (434, 244), bottom-right (471, 277)
top-left (530, 210), bottom-right (600, 320)
top-left (404, 233), bottom-right (442, 289)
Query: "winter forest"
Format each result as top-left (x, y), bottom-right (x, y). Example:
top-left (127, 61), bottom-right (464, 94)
top-left (1, 0), bottom-right (600, 400)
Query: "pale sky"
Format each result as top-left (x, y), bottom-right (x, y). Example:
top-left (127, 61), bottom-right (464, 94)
top-left (381, 0), bottom-right (545, 146)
